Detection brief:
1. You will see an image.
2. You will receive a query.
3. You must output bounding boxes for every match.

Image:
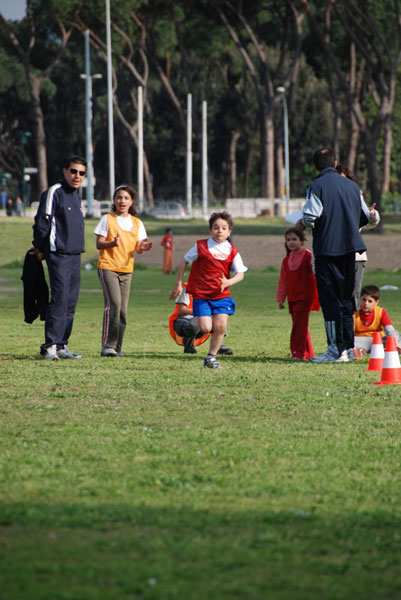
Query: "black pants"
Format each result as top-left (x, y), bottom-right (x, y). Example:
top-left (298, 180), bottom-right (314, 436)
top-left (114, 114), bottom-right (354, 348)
top-left (42, 252), bottom-right (81, 352)
top-left (315, 253), bottom-right (355, 354)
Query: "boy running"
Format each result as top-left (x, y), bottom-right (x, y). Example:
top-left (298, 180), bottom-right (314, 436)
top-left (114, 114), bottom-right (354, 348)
top-left (170, 212), bottom-right (247, 369)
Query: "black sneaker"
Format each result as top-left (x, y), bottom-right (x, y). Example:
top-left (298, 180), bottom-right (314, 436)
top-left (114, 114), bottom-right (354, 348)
top-left (203, 356), bottom-right (221, 369)
top-left (183, 335), bottom-right (196, 353)
top-left (184, 345), bottom-right (197, 354)
top-left (217, 344), bottom-right (233, 355)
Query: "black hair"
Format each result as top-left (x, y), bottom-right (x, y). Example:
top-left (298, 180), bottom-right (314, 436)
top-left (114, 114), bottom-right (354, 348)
top-left (336, 164), bottom-right (359, 184)
top-left (361, 284), bottom-right (380, 301)
top-left (209, 211), bottom-right (233, 230)
top-left (64, 155), bottom-right (87, 170)
top-left (313, 148), bottom-right (336, 172)
top-left (112, 184), bottom-right (137, 216)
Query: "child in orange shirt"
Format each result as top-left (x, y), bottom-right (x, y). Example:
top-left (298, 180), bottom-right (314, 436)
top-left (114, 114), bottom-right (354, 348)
top-left (161, 227), bottom-right (173, 274)
top-left (94, 185), bottom-right (153, 357)
top-left (354, 284), bottom-right (401, 353)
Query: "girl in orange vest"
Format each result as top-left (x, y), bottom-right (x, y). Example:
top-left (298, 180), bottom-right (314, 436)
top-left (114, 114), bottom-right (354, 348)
top-left (94, 185), bottom-right (153, 357)
top-left (276, 228), bottom-right (320, 360)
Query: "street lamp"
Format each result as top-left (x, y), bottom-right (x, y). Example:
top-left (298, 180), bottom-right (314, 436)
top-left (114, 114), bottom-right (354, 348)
top-left (276, 86), bottom-right (290, 216)
top-left (80, 29), bottom-right (102, 218)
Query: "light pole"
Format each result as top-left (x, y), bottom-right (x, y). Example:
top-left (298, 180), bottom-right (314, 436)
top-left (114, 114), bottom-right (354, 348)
top-left (20, 131), bottom-right (31, 207)
top-left (80, 30), bottom-right (102, 218)
top-left (105, 0), bottom-right (115, 201)
top-left (276, 86), bottom-right (290, 215)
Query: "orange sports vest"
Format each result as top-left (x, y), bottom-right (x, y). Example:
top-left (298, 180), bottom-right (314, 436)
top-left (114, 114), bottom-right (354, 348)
top-left (168, 284), bottom-right (210, 347)
top-left (354, 306), bottom-right (384, 337)
top-left (97, 213), bottom-right (141, 273)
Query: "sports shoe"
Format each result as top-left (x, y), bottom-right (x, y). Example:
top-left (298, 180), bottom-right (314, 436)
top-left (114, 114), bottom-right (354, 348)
top-left (115, 351), bottom-right (126, 357)
top-left (217, 344), bottom-right (233, 355)
top-left (101, 348), bottom-right (118, 357)
top-left (203, 356), bottom-right (221, 369)
top-left (336, 350), bottom-right (350, 363)
top-left (57, 346), bottom-right (83, 359)
top-left (43, 344), bottom-right (60, 361)
top-left (183, 336), bottom-right (197, 354)
top-left (310, 347), bottom-right (340, 363)
top-left (347, 348), bottom-right (358, 361)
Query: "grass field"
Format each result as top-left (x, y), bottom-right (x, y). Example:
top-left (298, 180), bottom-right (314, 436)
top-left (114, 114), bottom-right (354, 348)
top-left (1, 217), bottom-right (401, 599)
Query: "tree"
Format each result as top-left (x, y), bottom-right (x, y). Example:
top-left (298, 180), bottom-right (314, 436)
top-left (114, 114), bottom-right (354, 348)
top-left (301, 0), bottom-right (401, 212)
top-left (0, 0), bottom-right (72, 193)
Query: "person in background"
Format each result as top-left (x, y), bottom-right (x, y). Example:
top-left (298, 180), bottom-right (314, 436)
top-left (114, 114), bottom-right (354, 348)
top-left (296, 147), bottom-right (370, 363)
top-left (15, 196), bottom-right (24, 217)
top-left (335, 164), bottom-right (380, 309)
top-left (354, 284), bottom-right (401, 354)
top-left (94, 184), bottom-right (153, 357)
top-left (6, 197), bottom-right (13, 216)
top-left (276, 227), bottom-right (320, 360)
top-left (161, 227), bottom-right (174, 274)
top-left (32, 155), bottom-right (87, 360)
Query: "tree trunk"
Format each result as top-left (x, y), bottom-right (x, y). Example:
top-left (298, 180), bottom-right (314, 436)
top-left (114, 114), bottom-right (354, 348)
top-left (228, 130), bottom-right (240, 198)
top-left (382, 117), bottom-right (392, 194)
top-left (28, 76), bottom-right (48, 193)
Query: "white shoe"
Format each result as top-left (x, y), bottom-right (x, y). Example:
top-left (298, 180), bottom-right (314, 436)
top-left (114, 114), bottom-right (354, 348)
top-left (57, 345), bottom-right (83, 359)
top-left (336, 350), bottom-right (349, 363)
top-left (101, 348), bottom-right (118, 357)
top-left (43, 344), bottom-right (60, 361)
top-left (347, 348), bottom-right (357, 361)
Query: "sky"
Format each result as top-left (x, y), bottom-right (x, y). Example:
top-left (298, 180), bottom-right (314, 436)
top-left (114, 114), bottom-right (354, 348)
top-left (1, 0), bottom-right (26, 20)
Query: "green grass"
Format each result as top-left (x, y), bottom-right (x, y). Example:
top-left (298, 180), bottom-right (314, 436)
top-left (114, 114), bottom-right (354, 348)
top-left (1, 218), bottom-right (401, 599)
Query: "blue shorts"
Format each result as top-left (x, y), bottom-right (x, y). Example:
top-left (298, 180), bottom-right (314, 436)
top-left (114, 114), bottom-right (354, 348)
top-left (193, 297), bottom-right (236, 317)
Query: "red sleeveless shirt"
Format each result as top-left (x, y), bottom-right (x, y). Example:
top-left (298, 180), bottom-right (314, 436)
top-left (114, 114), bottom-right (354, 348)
top-left (186, 239), bottom-right (238, 300)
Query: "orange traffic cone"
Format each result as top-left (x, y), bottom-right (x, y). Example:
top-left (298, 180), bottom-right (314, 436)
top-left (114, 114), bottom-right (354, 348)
top-left (374, 336), bottom-right (401, 386)
top-left (365, 332), bottom-right (384, 372)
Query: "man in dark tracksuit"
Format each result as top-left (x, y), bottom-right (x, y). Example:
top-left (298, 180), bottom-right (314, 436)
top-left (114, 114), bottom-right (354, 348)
top-left (297, 148), bottom-right (370, 363)
top-left (32, 155), bottom-right (87, 360)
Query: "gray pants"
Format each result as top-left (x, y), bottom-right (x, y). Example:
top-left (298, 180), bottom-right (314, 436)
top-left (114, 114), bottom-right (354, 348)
top-left (98, 269), bottom-right (132, 352)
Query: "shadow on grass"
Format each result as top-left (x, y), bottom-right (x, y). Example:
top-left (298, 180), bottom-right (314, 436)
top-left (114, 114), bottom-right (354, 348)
top-left (1, 501), bottom-right (401, 599)
top-left (0, 352), bottom-right (329, 365)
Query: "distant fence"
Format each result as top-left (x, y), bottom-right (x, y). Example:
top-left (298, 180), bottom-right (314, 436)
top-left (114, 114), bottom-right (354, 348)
top-left (225, 198), bottom-right (305, 218)
top-left (21, 197), bottom-right (306, 220)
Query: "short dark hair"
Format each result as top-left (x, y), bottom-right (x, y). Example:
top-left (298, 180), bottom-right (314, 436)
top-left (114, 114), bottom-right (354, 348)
top-left (313, 148), bottom-right (336, 171)
top-left (64, 155), bottom-right (87, 170)
top-left (209, 211), bottom-right (233, 230)
top-left (112, 184), bottom-right (137, 216)
top-left (361, 284), bottom-right (380, 301)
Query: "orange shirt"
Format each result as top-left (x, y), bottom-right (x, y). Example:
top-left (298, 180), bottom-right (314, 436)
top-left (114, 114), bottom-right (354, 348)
top-left (353, 306), bottom-right (391, 337)
top-left (97, 213), bottom-right (141, 273)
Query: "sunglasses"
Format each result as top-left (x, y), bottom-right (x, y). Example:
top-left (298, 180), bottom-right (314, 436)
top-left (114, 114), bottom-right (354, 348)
top-left (69, 168), bottom-right (86, 176)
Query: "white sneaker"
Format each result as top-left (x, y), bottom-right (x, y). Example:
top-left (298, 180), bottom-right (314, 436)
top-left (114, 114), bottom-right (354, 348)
top-left (336, 350), bottom-right (350, 363)
top-left (43, 344), bottom-right (60, 361)
top-left (310, 348), bottom-right (340, 363)
top-left (57, 346), bottom-right (83, 359)
top-left (101, 348), bottom-right (118, 357)
top-left (347, 348), bottom-right (357, 361)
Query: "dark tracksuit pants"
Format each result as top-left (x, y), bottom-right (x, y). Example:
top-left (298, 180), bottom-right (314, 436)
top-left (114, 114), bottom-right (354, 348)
top-left (42, 252), bottom-right (81, 352)
top-left (314, 253), bottom-right (355, 354)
